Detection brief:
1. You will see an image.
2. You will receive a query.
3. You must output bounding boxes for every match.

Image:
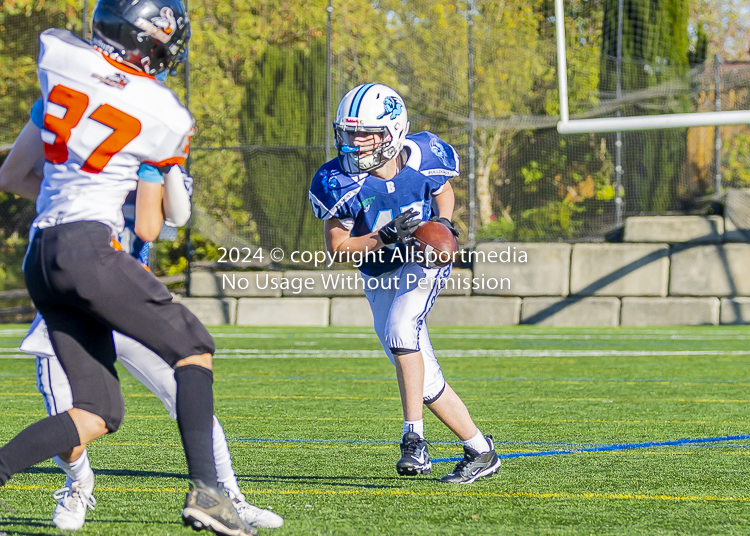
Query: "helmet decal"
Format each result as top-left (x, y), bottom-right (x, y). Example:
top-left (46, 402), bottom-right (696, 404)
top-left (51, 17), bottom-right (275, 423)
top-left (134, 7), bottom-right (177, 44)
top-left (92, 0), bottom-right (190, 76)
top-left (376, 96), bottom-right (403, 121)
top-left (348, 83), bottom-right (375, 117)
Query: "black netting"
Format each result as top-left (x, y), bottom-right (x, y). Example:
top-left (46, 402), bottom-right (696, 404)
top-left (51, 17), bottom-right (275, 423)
top-left (0, 3), bottom-right (88, 294)
top-left (3, 0), bottom-right (750, 289)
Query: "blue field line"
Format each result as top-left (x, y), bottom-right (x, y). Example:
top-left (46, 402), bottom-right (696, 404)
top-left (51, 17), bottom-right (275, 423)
top-left (232, 435), bottom-right (750, 462)
top-left (431, 434), bottom-right (750, 462)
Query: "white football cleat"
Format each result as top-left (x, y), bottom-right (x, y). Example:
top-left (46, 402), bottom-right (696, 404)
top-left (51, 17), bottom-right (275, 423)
top-left (52, 475), bottom-right (96, 530)
top-left (232, 495), bottom-right (283, 529)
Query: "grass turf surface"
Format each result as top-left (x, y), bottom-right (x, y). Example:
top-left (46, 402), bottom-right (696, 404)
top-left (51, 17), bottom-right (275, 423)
top-left (0, 325), bottom-right (750, 534)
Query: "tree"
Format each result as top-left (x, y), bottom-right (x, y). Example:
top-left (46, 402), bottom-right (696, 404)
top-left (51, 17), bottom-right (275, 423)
top-left (691, 0), bottom-right (750, 61)
top-left (238, 40), bottom-right (328, 255)
top-left (600, 0), bottom-right (692, 212)
top-left (0, 1), bottom-right (85, 289)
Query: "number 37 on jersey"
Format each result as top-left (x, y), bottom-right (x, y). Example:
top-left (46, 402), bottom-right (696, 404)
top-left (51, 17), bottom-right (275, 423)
top-left (42, 84), bottom-right (142, 174)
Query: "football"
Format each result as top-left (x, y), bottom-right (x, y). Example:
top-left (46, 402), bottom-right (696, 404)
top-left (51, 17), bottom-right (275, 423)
top-left (411, 220), bottom-right (458, 268)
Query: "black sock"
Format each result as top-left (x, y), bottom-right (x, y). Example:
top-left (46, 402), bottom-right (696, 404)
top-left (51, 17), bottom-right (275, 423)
top-left (175, 364), bottom-right (217, 487)
top-left (0, 412), bottom-right (80, 486)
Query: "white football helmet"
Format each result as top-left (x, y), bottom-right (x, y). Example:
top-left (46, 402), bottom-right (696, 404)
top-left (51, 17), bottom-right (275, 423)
top-left (333, 83), bottom-right (410, 174)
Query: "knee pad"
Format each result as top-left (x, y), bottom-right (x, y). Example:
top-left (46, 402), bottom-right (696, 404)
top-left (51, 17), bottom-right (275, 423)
top-left (423, 381), bottom-right (446, 405)
top-left (390, 347), bottom-right (419, 356)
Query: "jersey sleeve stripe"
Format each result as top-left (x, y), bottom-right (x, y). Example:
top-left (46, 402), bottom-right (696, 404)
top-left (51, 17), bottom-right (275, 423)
top-left (309, 185), bottom-right (362, 220)
top-left (144, 156), bottom-right (186, 167)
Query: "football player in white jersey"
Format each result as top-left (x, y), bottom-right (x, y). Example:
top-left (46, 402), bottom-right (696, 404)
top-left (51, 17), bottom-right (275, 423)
top-left (0, 1), bottom-right (255, 534)
top-left (1, 95), bottom-right (283, 530)
top-left (309, 84), bottom-right (501, 484)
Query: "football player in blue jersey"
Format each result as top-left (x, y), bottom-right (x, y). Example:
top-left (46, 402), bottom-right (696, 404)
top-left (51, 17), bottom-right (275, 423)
top-left (309, 83), bottom-right (501, 483)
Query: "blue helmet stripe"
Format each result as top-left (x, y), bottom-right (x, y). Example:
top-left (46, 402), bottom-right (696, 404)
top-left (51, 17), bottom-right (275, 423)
top-left (349, 83), bottom-right (375, 117)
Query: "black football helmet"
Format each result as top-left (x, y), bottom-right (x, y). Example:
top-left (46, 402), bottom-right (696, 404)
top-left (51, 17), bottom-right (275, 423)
top-left (91, 0), bottom-right (190, 76)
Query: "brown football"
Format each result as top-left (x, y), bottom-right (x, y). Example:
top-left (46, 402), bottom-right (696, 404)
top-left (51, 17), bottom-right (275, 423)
top-left (411, 220), bottom-right (458, 268)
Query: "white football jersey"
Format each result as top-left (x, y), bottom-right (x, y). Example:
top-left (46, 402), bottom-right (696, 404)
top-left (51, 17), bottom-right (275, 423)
top-left (33, 29), bottom-right (193, 236)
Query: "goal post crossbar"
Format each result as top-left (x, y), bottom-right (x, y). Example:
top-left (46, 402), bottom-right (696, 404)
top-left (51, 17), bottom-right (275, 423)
top-left (557, 111), bottom-right (750, 134)
top-left (554, 0), bottom-right (750, 134)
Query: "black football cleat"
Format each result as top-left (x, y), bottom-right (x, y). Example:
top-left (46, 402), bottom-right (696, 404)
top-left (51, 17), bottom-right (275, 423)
top-left (396, 431), bottom-right (432, 476)
top-left (440, 435), bottom-right (502, 484)
top-left (182, 480), bottom-right (257, 536)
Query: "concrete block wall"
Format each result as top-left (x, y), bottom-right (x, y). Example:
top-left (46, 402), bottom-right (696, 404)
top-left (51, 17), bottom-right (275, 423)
top-left (570, 244), bottom-right (669, 296)
top-left (179, 216), bottom-right (750, 326)
top-left (473, 243), bottom-right (570, 296)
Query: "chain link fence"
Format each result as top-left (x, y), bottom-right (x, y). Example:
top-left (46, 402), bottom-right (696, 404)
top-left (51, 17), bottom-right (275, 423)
top-left (2, 0), bottom-right (750, 296)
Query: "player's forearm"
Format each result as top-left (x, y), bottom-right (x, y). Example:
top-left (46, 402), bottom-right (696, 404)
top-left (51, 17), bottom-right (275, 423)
top-left (330, 233), bottom-right (384, 258)
top-left (0, 168), bottom-right (43, 200)
top-left (0, 121), bottom-right (44, 200)
top-left (134, 180), bottom-right (165, 242)
top-left (433, 182), bottom-right (455, 220)
top-left (324, 219), bottom-right (385, 261)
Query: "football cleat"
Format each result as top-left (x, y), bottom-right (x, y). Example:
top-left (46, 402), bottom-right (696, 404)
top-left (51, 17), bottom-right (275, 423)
top-left (182, 481), bottom-right (257, 536)
top-left (396, 431), bottom-right (432, 476)
top-left (440, 434), bottom-right (502, 484)
top-left (232, 495), bottom-right (284, 529)
top-left (52, 475), bottom-right (96, 530)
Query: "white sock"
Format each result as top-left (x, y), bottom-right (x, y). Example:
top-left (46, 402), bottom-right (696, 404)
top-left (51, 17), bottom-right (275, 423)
top-left (54, 449), bottom-right (94, 484)
top-left (212, 417), bottom-right (242, 499)
top-left (463, 430), bottom-right (491, 454)
top-left (403, 420), bottom-right (424, 439)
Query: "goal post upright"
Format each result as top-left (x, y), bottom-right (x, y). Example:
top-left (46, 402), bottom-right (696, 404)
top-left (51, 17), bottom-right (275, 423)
top-left (554, 0), bottom-right (750, 134)
top-left (555, 0), bottom-right (569, 124)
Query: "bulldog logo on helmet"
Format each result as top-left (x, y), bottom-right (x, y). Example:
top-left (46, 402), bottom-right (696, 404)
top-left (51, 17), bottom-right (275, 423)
top-left (134, 7), bottom-right (177, 44)
top-left (377, 96), bottom-right (403, 121)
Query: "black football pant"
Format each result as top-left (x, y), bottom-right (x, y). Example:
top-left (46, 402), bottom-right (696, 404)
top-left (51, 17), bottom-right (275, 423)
top-left (0, 221), bottom-right (217, 486)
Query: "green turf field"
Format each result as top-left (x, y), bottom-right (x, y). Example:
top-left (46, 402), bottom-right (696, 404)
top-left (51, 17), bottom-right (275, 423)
top-left (1, 325), bottom-right (750, 535)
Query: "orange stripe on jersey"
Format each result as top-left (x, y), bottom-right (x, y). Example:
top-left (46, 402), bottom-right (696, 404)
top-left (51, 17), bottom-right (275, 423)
top-left (144, 156), bottom-right (186, 167)
top-left (99, 53), bottom-right (155, 79)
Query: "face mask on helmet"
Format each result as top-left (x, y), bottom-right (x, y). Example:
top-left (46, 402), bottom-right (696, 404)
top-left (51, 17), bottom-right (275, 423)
top-left (333, 83), bottom-right (410, 175)
top-left (91, 0), bottom-right (190, 76)
top-left (334, 127), bottom-right (394, 173)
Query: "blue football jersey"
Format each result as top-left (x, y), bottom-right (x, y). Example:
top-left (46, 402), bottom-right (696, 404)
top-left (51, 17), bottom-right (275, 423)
top-left (309, 131), bottom-right (459, 276)
top-left (120, 191), bottom-right (151, 265)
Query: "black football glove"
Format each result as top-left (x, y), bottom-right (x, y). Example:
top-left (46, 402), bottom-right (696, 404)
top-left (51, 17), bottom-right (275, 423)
top-left (430, 216), bottom-right (460, 237)
top-left (379, 209), bottom-right (420, 245)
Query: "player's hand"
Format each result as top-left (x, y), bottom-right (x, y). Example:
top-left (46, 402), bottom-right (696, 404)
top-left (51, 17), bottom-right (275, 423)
top-left (430, 216), bottom-right (460, 237)
top-left (379, 209), bottom-right (420, 245)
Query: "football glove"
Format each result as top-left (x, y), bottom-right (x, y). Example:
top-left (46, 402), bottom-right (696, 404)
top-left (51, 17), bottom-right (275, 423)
top-left (430, 216), bottom-right (460, 237)
top-left (379, 209), bottom-right (420, 245)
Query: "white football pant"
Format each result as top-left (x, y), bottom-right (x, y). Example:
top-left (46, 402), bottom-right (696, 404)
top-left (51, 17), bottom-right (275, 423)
top-left (24, 314), bottom-right (178, 418)
top-left (364, 262), bottom-right (451, 403)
